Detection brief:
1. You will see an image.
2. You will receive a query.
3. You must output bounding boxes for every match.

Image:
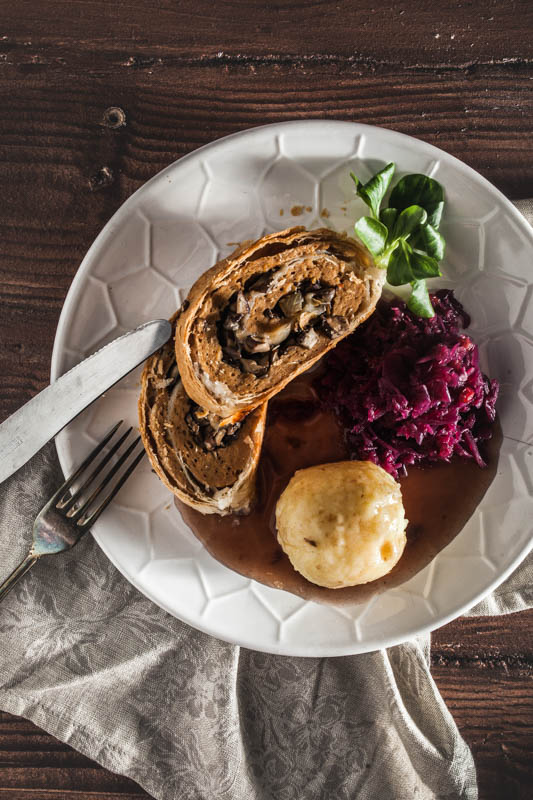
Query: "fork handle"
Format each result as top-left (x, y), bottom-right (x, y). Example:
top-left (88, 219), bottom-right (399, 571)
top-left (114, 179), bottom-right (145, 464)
top-left (0, 554), bottom-right (39, 604)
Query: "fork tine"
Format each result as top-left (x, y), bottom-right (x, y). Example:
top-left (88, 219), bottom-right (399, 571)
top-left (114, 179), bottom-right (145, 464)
top-left (79, 442), bottom-right (145, 530)
top-left (70, 436), bottom-right (144, 523)
top-left (49, 421), bottom-right (123, 506)
top-left (57, 426), bottom-right (133, 512)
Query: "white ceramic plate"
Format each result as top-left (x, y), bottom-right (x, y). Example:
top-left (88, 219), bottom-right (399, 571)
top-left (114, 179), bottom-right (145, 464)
top-left (51, 121), bottom-right (533, 656)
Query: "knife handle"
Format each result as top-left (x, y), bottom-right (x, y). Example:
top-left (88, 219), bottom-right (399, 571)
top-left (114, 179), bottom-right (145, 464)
top-left (0, 553), bottom-right (39, 604)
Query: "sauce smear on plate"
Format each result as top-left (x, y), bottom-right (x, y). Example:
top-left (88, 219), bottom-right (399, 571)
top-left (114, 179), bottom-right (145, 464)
top-left (177, 366), bottom-right (502, 605)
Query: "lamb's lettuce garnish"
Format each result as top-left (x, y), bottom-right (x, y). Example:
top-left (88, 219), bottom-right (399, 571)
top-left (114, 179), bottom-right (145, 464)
top-left (351, 164), bottom-right (446, 317)
top-left (350, 162), bottom-right (395, 219)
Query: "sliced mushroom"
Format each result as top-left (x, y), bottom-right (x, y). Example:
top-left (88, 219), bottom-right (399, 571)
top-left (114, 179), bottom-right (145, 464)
top-left (319, 315), bottom-right (349, 339)
top-left (244, 335), bottom-right (271, 354)
top-left (296, 306), bottom-right (326, 330)
top-left (241, 358), bottom-right (269, 377)
top-left (224, 422), bottom-right (241, 438)
top-left (235, 291), bottom-right (250, 315)
top-left (248, 272), bottom-right (275, 292)
top-left (304, 289), bottom-right (334, 309)
top-left (312, 286), bottom-right (336, 304)
top-left (254, 352), bottom-right (270, 367)
top-left (301, 279), bottom-right (323, 294)
top-left (328, 315), bottom-right (349, 333)
top-left (223, 312), bottom-right (242, 331)
top-left (180, 461), bottom-right (214, 496)
top-left (218, 275), bottom-right (339, 377)
top-left (278, 291), bottom-right (304, 317)
top-left (269, 347), bottom-right (281, 365)
top-left (222, 343), bottom-right (242, 361)
top-left (295, 328), bottom-right (319, 349)
top-left (214, 427), bottom-right (227, 447)
top-left (258, 319), bottom-right (292, 347)
top-left (185, 412), bottom-right (201, 436)
top-left (263, 307), bottom-right (278, 319)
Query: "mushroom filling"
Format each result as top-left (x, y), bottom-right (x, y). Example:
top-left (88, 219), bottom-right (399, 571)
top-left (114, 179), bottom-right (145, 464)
top-left (160, 360), bottom-right (242, 453)
top-left (218, 271), bottom-right (347, 377)
top-left (185, 403), bottom-right (242, 452)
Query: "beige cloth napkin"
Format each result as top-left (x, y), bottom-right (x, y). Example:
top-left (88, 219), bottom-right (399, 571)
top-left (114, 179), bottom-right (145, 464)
top-left (0, 201), bottom-right (531, 800)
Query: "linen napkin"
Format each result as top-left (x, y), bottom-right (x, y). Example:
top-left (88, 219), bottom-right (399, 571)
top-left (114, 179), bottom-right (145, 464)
top-left (0, 202), bottom-right (531, 800)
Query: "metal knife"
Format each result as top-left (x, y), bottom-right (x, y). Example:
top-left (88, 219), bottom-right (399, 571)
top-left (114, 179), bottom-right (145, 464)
top-left (0, 319), bottom-right (172, 484)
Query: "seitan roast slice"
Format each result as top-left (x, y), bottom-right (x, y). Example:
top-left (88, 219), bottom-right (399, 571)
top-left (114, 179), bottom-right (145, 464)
top-left (139, 313), bottom-right (266, 515)
top-left (175, 227), bottom-right (384, 423)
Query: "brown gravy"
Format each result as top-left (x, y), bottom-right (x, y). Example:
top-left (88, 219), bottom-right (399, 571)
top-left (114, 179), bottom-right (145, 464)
top-left (176, 368), bottom-right (502, 606)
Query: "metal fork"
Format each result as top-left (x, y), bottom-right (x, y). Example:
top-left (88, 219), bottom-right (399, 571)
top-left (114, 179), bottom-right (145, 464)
top-left (0, 421), bottom-right (144, 603)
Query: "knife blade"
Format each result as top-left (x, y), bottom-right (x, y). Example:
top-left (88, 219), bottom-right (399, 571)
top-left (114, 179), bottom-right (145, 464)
top-left (0, 319), bottom-right (172, 484)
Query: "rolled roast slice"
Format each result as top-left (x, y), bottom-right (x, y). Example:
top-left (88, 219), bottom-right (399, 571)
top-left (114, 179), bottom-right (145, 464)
top-left (176, 226), bottom-right (384, 422)
top-left (139, 314), bottom-right (266, 515)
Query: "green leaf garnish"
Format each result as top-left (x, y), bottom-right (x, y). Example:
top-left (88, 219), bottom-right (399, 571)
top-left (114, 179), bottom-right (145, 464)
top-left (389, 174), bottom-right (444, 229)
top-left (386, 242), bottom-right (442, 286)
top-left (351, 163), bottom-right (446, 317)
top-left (351, 162), bottom-right (395, 219)
top-left (387, 240), bottom-right (414, 285)
top-left (407, 279), bottom-right (435, 318)
top-left (410, 223), bottom-right (445, 260)
top-left (380, 207), bottom-right (398, 230)
top-left (354, 216), bottom-right (388, 257)
top-left (391, 205), bottom-right (427, 240)
top-left (409, 249), bottom-right (442, 279)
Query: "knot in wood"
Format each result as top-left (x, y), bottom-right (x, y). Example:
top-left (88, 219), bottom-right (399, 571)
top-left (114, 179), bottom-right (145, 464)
top-left (89, 166), bottom-right (115, 191)
top-left (101, 106), bottom-right (126, 129)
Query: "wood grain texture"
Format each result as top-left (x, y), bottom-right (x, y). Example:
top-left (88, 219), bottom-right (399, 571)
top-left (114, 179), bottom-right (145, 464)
top-left (1, 0), bottom-right (532, 65)
top-left (1, 1), bottom-right (532, 798)
top-left (433, 616), bottom-right (533, 800)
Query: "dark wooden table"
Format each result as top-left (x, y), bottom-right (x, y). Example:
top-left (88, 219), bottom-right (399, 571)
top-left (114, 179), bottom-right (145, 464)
top-left (1, 2), bottom-right (532, 798)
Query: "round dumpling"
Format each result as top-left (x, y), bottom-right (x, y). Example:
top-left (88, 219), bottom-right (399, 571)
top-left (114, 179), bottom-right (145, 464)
top-left (275, 461), bottom-right (407, 589)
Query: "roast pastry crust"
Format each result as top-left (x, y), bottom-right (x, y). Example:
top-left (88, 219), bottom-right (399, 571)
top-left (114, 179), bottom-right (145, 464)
top-left (175, 226), bottom-right (384, 422)
top-left (139, 313), bottom-right (266, 515)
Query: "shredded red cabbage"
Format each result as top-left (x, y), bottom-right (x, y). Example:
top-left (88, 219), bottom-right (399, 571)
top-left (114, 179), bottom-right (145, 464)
top-left (318, 290), bottom-right (499, 478)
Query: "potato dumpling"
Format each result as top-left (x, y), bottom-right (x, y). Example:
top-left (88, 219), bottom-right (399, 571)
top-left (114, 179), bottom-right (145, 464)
top-left (276, 460), bottom-right (407, 589)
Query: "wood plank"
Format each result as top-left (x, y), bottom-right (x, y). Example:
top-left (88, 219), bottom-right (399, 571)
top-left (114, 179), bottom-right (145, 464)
top-left (0, 64), bottom-right (531, 422)
top-left (0, 750), bottom-right (96, 768)
top-left (433, 610), bottom-right (533, 661)
top-left (0, 767), bottom-right (142, 792)
top-left (432, 667), bottom-right (533, 800)
top-left (0, 65), bottom-right (530, 194)
top-left (0, 792), bottom-right (147, 799)
top-left (1, 0), bottom-right (532, 65)
top-left (433, 613), bottom-right (533, 800)
top-left (0, 713), bottom-right (149, 795)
